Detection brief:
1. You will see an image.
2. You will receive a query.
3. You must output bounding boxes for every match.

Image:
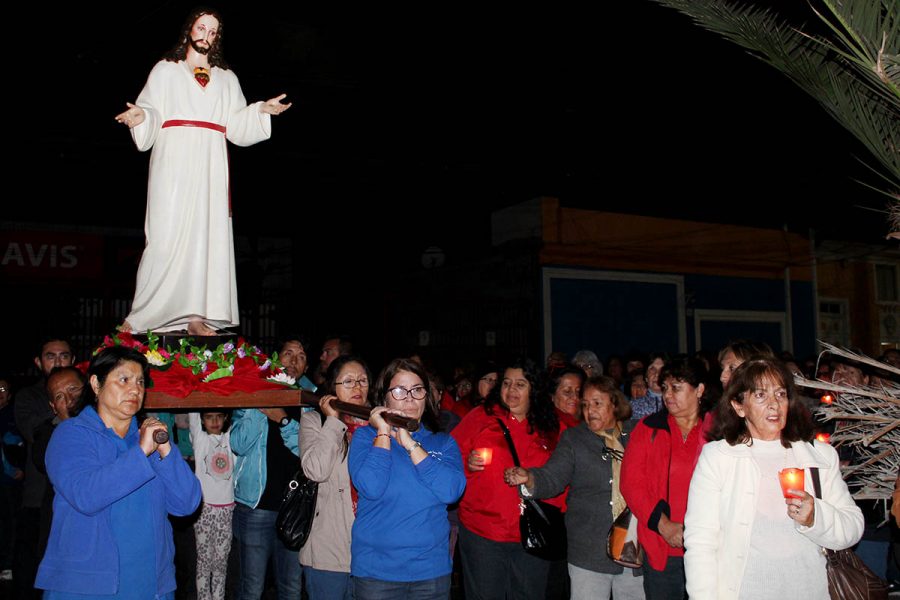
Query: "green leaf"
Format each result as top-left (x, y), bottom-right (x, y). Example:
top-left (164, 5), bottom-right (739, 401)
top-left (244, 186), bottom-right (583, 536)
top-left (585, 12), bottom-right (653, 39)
top-left (203, 367), bottom-right (233, 383)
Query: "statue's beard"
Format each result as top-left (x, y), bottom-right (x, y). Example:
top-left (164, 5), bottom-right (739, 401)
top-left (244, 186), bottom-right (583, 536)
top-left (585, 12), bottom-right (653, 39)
top-left (190, 39), bottom-right (211, 55)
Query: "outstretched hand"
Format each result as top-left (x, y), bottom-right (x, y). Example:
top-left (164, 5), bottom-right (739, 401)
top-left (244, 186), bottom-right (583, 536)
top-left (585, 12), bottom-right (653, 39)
top-left (115, 103), bottom-right (145, 129)
top-left (260, 93), bottom-right (292, 115)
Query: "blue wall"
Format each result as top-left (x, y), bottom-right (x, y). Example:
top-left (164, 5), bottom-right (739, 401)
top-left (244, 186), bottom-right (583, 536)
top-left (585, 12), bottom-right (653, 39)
top-left (546, 268), bottom-right (815, 362)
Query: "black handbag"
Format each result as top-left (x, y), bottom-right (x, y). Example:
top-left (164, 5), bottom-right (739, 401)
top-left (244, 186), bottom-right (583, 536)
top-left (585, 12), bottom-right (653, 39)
top-left (275, 412), bottom-right (325, 550)
top-left (810, 466), bottom-right (888, 600)
top-left (496, 419), bottom-right (567, 561)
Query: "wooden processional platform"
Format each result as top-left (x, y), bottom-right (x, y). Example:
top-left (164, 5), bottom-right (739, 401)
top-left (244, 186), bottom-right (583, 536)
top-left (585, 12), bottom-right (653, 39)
top-left (132, 331), bottom-right (316, 410)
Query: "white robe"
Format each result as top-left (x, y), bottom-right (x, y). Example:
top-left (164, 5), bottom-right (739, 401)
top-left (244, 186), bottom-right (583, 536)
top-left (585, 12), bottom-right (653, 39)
top-left (126, 60), bottom-right (271, 332)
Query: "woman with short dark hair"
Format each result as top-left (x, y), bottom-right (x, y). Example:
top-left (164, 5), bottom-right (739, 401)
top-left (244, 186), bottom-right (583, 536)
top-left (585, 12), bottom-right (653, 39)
top-left (349, 358), bottom-right (465, 599)
top-left (620, 356), bottom-right (712, 600)
top-left (36, 345), bottom-right (201, 599)
top-left (300, 355), bottom-right (373, 600)
top-left (504, 376), bottom-right (642, 599)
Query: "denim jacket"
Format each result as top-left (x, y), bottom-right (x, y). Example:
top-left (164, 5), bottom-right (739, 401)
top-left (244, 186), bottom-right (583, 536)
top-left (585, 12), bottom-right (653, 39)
top-left (230, 408), bottom-right (299, 508)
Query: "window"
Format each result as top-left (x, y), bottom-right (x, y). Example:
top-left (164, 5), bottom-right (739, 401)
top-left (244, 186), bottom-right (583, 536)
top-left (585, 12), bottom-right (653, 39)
top-left (875, 264), bottom-right (899, 302)
top-left (819, 299), bottom-right (850, 347)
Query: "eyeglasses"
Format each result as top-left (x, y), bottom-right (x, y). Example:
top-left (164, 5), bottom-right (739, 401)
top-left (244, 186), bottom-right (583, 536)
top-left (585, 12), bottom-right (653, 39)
top-left (337, 378), bottom-right (369, 389)
top-left (0, 386), bottom-right (7, 393)
top-left (389, 385), bottom-right (428, 401)
top-left (479, 376), bottom-right (497, 385)
top-left (501, 380), bottom-right (529, 391)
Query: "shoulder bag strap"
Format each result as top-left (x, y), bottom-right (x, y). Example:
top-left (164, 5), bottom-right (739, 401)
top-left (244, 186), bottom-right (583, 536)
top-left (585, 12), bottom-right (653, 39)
top-left (810, 466), bottom-right (822, 499)
top-left (808, 441), bottom-right (822, 500)
top-left (495, 418), bottom-right (521, 467)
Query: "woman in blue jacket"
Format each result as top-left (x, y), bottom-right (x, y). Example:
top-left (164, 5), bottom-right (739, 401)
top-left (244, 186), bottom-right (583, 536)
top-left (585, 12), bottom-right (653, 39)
top-left (36, 345), bottom-right (201, 599)
top-left (349, 358), bottom-right (466, 600)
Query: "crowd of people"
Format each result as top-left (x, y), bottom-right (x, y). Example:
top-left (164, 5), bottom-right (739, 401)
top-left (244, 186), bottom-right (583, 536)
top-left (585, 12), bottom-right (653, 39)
top-left (0, 333), bottom-right (898, 600)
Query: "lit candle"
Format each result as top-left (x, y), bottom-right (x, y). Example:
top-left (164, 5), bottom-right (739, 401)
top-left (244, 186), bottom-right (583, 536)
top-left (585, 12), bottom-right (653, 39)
top-left (475, 447), bottom-right (493, 466)
top-left (815, 432), bottom-right (831, 444)
top-left (778, 468), bottom-right (805, 498)
top-left (820, 394), bottom-right (834, 405)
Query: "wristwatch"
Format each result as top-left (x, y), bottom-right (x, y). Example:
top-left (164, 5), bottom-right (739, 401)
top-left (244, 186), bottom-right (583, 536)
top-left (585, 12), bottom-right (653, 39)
top-left (279, 416), bottom-right (291, 428)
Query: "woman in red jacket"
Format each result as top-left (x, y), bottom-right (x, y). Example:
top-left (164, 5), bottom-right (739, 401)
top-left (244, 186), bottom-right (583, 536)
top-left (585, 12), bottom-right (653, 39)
top-left (452, 358), bottom-right (565, 600)
top-left (620, 356), bottom-right (712, 600)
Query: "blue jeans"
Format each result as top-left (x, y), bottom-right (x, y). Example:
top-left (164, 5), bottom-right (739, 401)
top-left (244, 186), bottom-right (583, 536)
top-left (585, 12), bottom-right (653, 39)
top-left (232, 503), bottom-right (301, 600)
top-left (353, 574), bottom-right (450, 600)
top-left (303, 566), bottom-right (353, 600)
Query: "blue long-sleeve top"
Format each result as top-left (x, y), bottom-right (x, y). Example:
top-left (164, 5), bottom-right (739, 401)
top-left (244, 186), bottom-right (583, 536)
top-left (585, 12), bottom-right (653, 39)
top-left (349, 425), bottom-right (466, 582)
top-left (35, 405), bottom-right (201, 596)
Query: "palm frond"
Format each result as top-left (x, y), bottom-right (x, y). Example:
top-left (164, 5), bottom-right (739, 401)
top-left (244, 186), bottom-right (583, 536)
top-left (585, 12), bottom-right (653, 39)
top-left (652, 0), bottom-right (900, 228)
top-left (793, 343), bottom-right (899, 504)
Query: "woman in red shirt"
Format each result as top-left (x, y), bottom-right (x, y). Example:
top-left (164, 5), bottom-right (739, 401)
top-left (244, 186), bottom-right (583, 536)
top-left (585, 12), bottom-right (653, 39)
top-left (620, 356), bottom-right (713, 600)
top-left (452, 358), bottom-right (565, 600)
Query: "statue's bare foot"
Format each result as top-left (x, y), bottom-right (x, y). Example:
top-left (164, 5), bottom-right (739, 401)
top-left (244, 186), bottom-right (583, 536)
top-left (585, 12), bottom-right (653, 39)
top-left (116, 321), bottom-right (133, 333)
top-left (187, 320), bottom-right (217, 337)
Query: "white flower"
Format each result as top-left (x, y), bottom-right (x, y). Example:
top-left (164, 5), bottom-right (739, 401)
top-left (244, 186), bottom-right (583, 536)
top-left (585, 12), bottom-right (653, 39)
top-left (267, 372), bottom-right (296, 386)
top-left (203, 349), bottom-right (213, 359)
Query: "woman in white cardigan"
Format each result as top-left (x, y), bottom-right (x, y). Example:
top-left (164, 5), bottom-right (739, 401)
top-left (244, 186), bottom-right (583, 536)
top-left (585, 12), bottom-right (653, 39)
top-left (684, 357), bottom-right (863, 600)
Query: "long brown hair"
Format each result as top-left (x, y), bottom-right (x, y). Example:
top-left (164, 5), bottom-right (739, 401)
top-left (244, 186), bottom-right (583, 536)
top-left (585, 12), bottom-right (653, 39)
top-left (163, 7), bottom-right (229, 69)
top-left (715, 357), bottom-right (814, 447)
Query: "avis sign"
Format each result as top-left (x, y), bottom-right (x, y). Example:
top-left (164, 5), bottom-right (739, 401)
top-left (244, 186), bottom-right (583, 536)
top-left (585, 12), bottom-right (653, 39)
top-left (0, 230), bottom-right (102, 280)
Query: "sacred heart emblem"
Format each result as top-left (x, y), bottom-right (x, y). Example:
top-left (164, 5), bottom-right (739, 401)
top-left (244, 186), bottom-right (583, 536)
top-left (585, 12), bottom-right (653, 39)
top-left (194, 67), bottom-right (210, 88)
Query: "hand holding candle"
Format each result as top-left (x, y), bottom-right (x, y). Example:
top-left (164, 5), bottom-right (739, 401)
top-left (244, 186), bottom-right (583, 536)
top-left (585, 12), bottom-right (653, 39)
top-left (475, 447), bottom-right (492, 466)
top-left (778, 468), bottom-right (805, 499)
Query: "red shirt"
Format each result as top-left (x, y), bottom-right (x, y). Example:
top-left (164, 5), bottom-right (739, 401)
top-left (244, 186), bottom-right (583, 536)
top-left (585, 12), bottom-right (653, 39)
top-left (555, 407), bottom-right (581, 430)
top-left (441, 390), bottom-right (475, 419)
top-left (620, 411), bottom-right (711, 569)
top-left (451, 406), bottom-right (566, 542)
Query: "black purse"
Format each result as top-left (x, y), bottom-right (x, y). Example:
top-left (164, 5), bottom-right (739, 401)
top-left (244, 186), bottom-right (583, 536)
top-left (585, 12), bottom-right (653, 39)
top-left (809, 466), bottom-right (888, 600)
top-left (275, 412), bottom-right (325, 550)
top-left (496, 419), bottom-right (567, 561)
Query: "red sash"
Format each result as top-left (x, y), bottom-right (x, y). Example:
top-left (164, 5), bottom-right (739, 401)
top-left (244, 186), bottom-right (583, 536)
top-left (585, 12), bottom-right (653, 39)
top-left (161, 120), bottom-right (226, 134)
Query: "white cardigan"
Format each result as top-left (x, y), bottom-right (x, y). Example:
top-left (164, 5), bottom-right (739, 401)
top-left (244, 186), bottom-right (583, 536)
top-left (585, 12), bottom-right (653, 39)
top-left (684, 439), bottom-right (863, 600)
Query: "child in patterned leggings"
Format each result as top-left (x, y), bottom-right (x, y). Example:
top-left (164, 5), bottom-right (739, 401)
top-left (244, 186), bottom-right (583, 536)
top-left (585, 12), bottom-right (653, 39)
top-left (189, 411), bottom-right (235, 600)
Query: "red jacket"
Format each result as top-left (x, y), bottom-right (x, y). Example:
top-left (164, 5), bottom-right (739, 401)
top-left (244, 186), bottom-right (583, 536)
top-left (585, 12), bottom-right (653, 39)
top-left (451, 406), bottom-right (566, 542)
top-left (620, 410), bottom-right (712, 571)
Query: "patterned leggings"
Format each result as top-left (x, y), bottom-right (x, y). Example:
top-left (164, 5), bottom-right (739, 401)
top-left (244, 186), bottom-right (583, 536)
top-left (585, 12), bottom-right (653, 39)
top-left (194, 503), bottom-right (234, 600)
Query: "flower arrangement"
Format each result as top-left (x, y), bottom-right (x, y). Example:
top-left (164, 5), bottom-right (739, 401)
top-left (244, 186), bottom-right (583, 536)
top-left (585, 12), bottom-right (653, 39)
top-left (92, 331), bottom-right (296, 392)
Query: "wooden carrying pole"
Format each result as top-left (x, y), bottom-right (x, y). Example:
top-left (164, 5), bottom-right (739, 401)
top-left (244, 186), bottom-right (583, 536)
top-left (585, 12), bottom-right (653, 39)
top-left (144, 388), bottom-right (419, 431)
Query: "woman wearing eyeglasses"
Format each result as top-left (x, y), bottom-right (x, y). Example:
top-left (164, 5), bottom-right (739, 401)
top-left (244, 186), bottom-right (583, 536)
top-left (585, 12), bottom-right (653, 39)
top-left (348, 358), bottom-right (466, 600)
top-left (299, 355), bottom-right (373, 600)
top-left (451, 357), bottom-right (566, 600)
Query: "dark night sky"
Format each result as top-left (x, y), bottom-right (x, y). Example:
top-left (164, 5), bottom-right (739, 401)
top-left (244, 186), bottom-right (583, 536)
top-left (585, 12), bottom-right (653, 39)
top-left (11, 1), bottom-right (894, 270)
